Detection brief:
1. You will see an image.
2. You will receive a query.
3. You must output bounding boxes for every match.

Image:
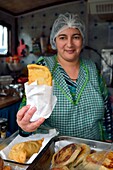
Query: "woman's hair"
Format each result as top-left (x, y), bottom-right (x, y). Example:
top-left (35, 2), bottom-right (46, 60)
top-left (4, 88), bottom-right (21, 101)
top-left (50, 12), bottom-right (85, 49)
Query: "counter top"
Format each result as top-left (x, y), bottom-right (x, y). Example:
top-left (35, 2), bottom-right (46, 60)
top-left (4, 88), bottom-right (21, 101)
top-left (0, 96), bottom-right (21, 109)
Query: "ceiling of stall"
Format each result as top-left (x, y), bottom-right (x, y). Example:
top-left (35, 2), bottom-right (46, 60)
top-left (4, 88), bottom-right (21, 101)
top-left (0, 0), bottom-right (80, 16)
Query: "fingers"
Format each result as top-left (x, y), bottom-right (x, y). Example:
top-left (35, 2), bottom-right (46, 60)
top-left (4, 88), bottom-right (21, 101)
top-left (21, 106), bottom-right (37, 123)
top-left (18, 117), bottom-right (45, 132)
top-left (17, 105), bottom-right (37, 123)
top-left (16, 105), bottom-right (45, 132)
top-left (17, 105), bottom-right (31, 121)
top-left (26, 118), bottom-right (45, 132)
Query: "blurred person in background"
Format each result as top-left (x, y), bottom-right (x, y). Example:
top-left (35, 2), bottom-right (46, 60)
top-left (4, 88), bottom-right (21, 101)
top-left (20, 45), bottom-right (38, 67)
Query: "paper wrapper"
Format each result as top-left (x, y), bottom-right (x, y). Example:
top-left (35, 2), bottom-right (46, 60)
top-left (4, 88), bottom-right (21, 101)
top-left (24, 81), bottom-right (57, 122)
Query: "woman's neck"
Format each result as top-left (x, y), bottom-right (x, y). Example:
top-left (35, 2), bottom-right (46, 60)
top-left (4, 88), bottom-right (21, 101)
top-left (57, 57), bottom-right (80, 81)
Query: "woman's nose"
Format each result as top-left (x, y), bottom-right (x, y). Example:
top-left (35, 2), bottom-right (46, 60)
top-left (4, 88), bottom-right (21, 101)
top-left (67, 38), bottom-right (73, 47)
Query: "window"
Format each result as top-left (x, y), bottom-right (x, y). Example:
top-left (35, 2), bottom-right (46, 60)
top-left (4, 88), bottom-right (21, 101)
top-left (0, 22), bottom-right (11, 56)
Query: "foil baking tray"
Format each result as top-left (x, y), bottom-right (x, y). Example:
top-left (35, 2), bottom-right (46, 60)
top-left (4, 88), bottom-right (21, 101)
top-left (27, 136), bottom-right (112, 170)
top-left (0, 133), bottom-right (112, 170)
top-left (0, 126), bottom-right (59, 170)
top-left (0, 131), bottom-right (28, 170)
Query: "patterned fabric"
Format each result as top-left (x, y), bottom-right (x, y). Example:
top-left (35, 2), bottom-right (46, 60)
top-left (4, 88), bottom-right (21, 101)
top-left (19, 55), bottom-right (113, 141)
top-left (58, 63), bottom-right (77, 103)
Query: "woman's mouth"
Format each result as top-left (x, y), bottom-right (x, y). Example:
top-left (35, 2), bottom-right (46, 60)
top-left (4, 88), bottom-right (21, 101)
top-left (65, 50), bottom-right (75, 54)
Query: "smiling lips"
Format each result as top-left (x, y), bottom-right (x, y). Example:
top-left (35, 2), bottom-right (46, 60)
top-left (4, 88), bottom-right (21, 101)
top-left (65, 50), bottom-right (75, 54)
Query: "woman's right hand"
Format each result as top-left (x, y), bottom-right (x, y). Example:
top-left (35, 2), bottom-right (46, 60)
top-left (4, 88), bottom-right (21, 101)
top-left (16, 105), bottom-right (45, 132)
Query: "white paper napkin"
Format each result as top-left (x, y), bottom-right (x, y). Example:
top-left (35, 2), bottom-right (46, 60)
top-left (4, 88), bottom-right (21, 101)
top-left (24, 81), bottom-right (57, 122)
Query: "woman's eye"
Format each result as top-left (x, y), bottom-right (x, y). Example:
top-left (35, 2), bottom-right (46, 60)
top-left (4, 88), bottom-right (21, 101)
top-left (59, 36), bottom-right (66, 40)
top-left (73, 36), bottom-right (80, 39)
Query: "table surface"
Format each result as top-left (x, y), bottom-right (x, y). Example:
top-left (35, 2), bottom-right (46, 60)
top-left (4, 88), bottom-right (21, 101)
top-left (0, 96), bottom-right (21, 109)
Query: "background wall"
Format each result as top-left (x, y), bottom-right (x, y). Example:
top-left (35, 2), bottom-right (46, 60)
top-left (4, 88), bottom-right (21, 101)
top-left (17, 0), bottom-right (113, 69)
top-left (88, 14), bottom-right (113, 68)
top-left (17, 1), bottom-right (88, 52)
top-left (0, 0), bottom-right (113, 74)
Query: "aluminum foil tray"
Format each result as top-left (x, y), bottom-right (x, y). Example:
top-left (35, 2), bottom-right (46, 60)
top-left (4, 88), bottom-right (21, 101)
top-left (0, 126), bottom-right (59, 170)
top-left (27, 136), bottom-right (112, 170)
top-left (0, 131), bottom-right (28, 170)
top-left (0, 132), bottom-right (112, 170)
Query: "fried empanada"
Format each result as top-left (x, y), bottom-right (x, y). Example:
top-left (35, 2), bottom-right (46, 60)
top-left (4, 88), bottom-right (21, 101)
top-left (3, 166), bottom-right (12, 170)
top-left (81, 150), bottom-right (113, 170)
top-left (8, 138), bottom-right (44, 163)
top-left (27, 64), bottom-right (52, 86)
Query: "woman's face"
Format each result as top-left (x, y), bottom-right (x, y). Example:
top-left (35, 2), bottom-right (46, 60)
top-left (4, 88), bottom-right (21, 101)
top-left (55, 28), bottom-right (83, 63)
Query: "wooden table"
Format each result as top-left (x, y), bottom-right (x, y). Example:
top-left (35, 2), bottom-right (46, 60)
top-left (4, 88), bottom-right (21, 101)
top-left (0, 96), bottom-right (21, 109)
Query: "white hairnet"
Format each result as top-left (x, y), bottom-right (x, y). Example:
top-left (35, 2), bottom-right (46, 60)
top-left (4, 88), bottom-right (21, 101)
top-left (50, 12), bottom-right (85, 50)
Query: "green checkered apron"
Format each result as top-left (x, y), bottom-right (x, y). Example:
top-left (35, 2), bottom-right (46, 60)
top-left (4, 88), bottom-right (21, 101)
top-left (43, 56), bottom-right (104, 140)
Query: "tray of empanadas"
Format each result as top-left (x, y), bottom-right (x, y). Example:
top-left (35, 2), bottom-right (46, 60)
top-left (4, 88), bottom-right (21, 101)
top-left (26, 135), bottom-right (113, 170)
top-left (0, 126), bottom-right (59, 169)
top-left (50, 136), bottom-right (113, 170)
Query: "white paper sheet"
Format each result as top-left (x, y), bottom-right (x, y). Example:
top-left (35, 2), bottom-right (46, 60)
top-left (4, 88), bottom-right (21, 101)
top-left (24, 81), bottom-right (57, 122)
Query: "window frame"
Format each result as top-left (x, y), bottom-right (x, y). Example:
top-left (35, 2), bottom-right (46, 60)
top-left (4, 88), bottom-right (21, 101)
top-left (0, 21), bottom-right (11, 57)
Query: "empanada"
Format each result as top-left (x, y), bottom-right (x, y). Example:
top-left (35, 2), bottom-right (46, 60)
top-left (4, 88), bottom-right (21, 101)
top-left (8, 138), bottom-right (44, 163)
top-left (81, 150), bottom-right (113, 170)
top-left (52, 143), bottom-right (81, 167)
top-left (51, 166), bottom-right (70, 170)
top-left (69, 143), bottom-right (91, 168)
top-left (27, 64), bottom-right (52, 86)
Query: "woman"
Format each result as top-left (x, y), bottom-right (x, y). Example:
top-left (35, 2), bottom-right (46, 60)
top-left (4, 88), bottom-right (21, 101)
top-left (17, 12), bottom-right (113, 141)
